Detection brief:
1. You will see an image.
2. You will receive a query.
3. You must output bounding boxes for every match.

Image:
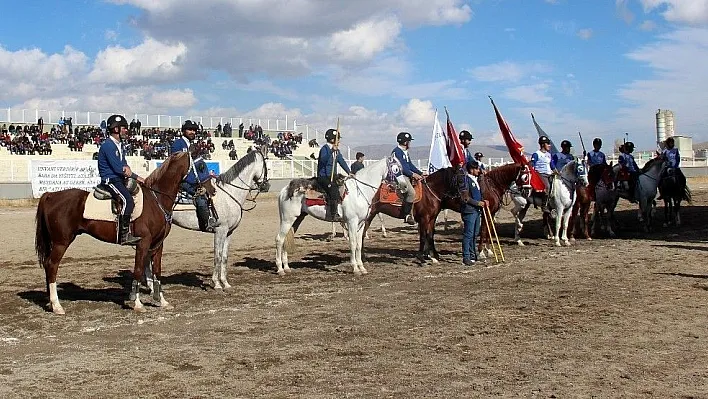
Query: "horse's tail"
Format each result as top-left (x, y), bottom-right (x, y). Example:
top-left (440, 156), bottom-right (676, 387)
top-left (683, 184), bottom-right (692, 204)
top-left (35, 193), bottom-right (52, 268)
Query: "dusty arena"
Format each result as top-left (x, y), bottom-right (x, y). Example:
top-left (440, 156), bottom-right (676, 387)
top-left (1, 182), bottom-right (707, 398)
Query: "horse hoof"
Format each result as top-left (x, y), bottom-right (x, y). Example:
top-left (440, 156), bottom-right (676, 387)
top-left (555, 241), bottom-right (562, 247)
top-left (52, 306), bottom-right (65, 315)
top-left (586, 237), bottom-right (592, 241)
top-left (430, 257), bottom-right (439, 264)
top-left (570, 238), bottom-right (576, 243)
top-left (160, 303), bottom-right (174, 310)
top-left (134, 306), bottom-right (147, 313)
top-left (360, 267), bottom-right (368, 275)
top-left (563, 241), bottom-right (570, 247)
top-left (353, 269), bottom-right (363, 276)
top-left (516, 241), bottom-right (525, 247)
top-left (277, 270), bottom-right (286, 276)
top-left (284, 267), bottom-right (292, 274)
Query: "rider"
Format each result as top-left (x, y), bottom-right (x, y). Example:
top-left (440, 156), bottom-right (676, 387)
top-left (530, 135), bottom-right (553, 212)
top-left (317, 128), bottom-right (352, 221)
top-left (392, 131), bottom-right (424, 225)
top-left (171, 120), bottom-right (216, 232)
top-left (459, 130), bottom-right (474, 164)
top-left (618, 141), bottom-right (640, 202)
top-left (474, 152), bottom-right (487, 174)
top-left (97, 114), bottom-right (144, 246)
top-left (657, 136), bottom-right (686, 200)
top-left (552, 140), bottom-right (574, 172)
top-left (586, 138), bottom-right (607, 166)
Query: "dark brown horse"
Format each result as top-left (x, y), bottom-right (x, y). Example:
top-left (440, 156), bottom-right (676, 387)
top-left (363, 163), bottom-right (525, 263)
top-left (34, 152), bottom-right (191, 314)
top-left (568, 163), bottom-right (615, 240)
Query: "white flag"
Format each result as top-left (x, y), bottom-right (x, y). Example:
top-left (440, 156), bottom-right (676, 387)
top-left (427, 110), bottom-right (452, 173)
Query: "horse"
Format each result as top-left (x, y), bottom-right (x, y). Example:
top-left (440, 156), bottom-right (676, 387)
top-left (509, 160), bottom-right (588, 245)
top-left (547, 159), bottom-right (589, 246)
top-left (612, 157), bottom-right (666, 232)
top-left (658, 167), bottom-right (691, 227)
top-left (34, 152), bottom-right (191, 314)
top-left (162, 148), bottom-right (270, 290)
top-left (587, 163), bottom-right (619, 238)
top-left (332, 213), bottom-right (388, 242)
top-left (364, 163), bottom-right (526, 263)
top-left (568, 163), bottom-right (615, 240)
top-left (275, 156), bottom-right (403, 275)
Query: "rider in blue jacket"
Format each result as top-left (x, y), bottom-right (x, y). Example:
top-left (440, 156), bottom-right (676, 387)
top-left (98, 114), bottom-right (144, 245)
top-left (171, 120), bottom-right (216, 232)
top-left (317, 128), bottom-right (352, 221)
top-left (392, 132), bottom-right (425, 225)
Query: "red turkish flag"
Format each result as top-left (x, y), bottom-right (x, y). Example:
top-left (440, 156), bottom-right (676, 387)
top-left (490, 97), bottom-right (545, 192)
top-left (444, 108), bottom-right (465, 167)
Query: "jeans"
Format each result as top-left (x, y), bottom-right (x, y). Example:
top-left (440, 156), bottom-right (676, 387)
top-left (104, 177), bottom-right (134, 216)
top-left (462, 211), bottom-right (481, 261)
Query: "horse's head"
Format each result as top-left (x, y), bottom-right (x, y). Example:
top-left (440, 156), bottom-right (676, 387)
top-left (517, 164), bottom-right (532, 189)
top-left (253, 151), bottom-right (270, 192)
top-left (562, 158), bottom-right (589, 187)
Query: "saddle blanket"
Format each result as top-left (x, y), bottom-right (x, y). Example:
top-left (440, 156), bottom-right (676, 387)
top-left (83, 189), bottom-right (144, 222)
top-left (378, 182), bottom-right (422, 206)
top-left (304, 186), bottom-right (348, 207)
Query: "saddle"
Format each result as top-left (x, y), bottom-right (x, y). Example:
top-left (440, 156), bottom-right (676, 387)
top-left (84, 179), bottom-right (143, 222)
top-left (378, 180), bottom-right (423, 206)
top-left (304, 176), bottom-right (348, 207)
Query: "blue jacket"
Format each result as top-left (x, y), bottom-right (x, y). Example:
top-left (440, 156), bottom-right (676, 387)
top-left (460, 174), bottom-right (484, 214)
top-left (463, 147), bottom-right (473, 165)
top-left (586, 150), bottom-right (606, 166)
top-left (619, 153), bottom-right (639, 173)
top-left (171, 136), bottom-right (210, 184)
top-left (392, 146), bottom-right (422, 177)
top-left (552, 152), bottom-right (573, 172)
top-left (662, 148), bottom-right (680, 168)
top-left (98, 138), bottom-right (129, 181)
top-left (317, 144), bottom-right (350, 178)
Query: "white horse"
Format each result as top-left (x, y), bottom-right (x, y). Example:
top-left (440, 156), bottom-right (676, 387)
top-left (612, 157), bottom-right (665, 232)
top-left (331, 213), bottom-right (387, 241)
top-left (275, 156), bottom-right (403, 275)
top-left (147, 148), bottom-right (269, 290)
top-left (548, 159), bottom-right (589, 246)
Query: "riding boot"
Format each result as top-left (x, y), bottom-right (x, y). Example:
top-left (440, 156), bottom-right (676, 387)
top-left (327, 202), bottom-right (340, 222)
top-left (195, 197), bottom-right (214, 232)
top-left (401, 201), bottom-right (415, 225)
top-left (119, 215), bottom-right (141, 246)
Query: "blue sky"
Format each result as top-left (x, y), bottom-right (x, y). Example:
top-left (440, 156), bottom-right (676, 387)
top-left (1, 0), bottom-right (707, 151)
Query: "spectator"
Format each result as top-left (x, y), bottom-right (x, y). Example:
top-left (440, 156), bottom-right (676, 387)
top-left (351, 152), bottom-right (365, 174)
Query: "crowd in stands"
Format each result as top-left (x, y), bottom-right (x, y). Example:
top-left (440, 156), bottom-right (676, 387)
top-left (1, 117), bottom-right (305, 161)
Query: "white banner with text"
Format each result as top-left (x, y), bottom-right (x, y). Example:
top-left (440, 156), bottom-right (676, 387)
top-left (30, 160), bottom-right (101, 198)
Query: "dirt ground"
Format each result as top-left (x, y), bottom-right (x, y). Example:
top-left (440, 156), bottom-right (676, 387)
top-left (1, 182), bottom-right (707, 398)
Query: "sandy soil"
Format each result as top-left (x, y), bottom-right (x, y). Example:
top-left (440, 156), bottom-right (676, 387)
top-left (1, 188), bottom-right (707, 398)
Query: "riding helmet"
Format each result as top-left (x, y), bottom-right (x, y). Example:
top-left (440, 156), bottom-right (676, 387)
top-left (181, 120), bottom-right (199, 132)
top-left (665, 136), bottom-right (675, 144)
top-left (538, 135), bottom-right (551, 145)
top-left (561, 140), bottom-right (572, 148)
top-left (459, 130), bottom-right (473, 141)
top-left (397, 131), bottom-right (414, 144)
top-left (593, 137), bottom-right (602, 146)
top-left (107, 114), bottom-right (129, 130)
top-left (625, 141), bottom-right (635, 151)
top-left (474, 152), bottom-right (483, 159)
top-left (325, 128), bottom-right (338, 141)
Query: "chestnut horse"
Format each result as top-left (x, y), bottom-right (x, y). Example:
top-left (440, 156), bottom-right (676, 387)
top-left (364, 163), bottom-right (526, 263)
top-left (568, 163), bottom-right (616, 240)
top-left (34, 152), bottom-right (191, 314)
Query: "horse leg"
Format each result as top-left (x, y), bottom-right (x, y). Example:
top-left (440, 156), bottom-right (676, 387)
top-left (561, 206), bottom-right (573, 246)
top-left (355, 225), bottom-right (367, 275)
top-left (511, 201), bottom-right (528, 246)
top-left (275, 214), bottom-right (299, 276)
top-left (218, 228), bottom-right (234, 288)
top-left (663, 199), bottom-right (670, 228)
top-left (347, 219), bottom-right (362, 275)
top-left (378, 213), bottom-right (387, 238)
top-left (44, 244), bottom-right (70, 315)
top-left (553, 207), bottom-right (563, 246)
top-left (429, 221), bottom-right (441, 263)
top-left (130, 242), bottom-right (151, 313)
top-left (675, 199), bottom-right (682, 226)
top-left (212, 228), bottom-right (226, 290)
top-left (150, 244), bottom-right (172, 309)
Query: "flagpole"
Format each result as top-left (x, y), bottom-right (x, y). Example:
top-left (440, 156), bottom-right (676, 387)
top-left (330, 117), bottom-right (340, 182)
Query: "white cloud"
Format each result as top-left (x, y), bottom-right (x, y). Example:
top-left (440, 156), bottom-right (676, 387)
top-left (329, 16), bottom-right (402, 62)
top-left (503, 83), bottom-right (553, 104)
top-left (577, 28), bottom-right (594, 40)
top-left (470, 61), bottom-right (552, 83)
top-left (639, 20), bottom-right (658, 31)
top-left (398, 99), bottom-right (436, 127)
top-left (89, 38), bottom-right (188, 85)
top-left (639, 0), bottom-right (708, 25)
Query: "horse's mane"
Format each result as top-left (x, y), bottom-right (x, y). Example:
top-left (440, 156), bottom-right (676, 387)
top-left (483, 163), bottom-right (523, 189)
top-left (217, 150), bottom-right (259, 184)
top-left (427, 166), bottom-right (458, 194)
top-left (145, 152), bottom-right (188, 186)
top-left (641, 156), bottom-right (662, 172)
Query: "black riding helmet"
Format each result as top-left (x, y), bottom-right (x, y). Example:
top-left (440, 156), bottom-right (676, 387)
top-left (397, 131), bottom-right (413, 144)
top-left (561, 140), bottom-right (572, 148)
top-left (459, 130), bottom-right (473, 141)
top-left (325, 128), bottom-right (338, 142)
top-left (593, 137), bottom-right (602, 146)
top-left (181, 120), bottom-right (199, 132)
top-left (107, 114), bottom-right (128, 130)
top-left (474, 152), bottom-right (483, 159)
top-left (665, 136), bottom-right (675, 144)
top-left (625, 141), bottom-right (635, 152)
top-left (538, 135), bottom-right (551, 145)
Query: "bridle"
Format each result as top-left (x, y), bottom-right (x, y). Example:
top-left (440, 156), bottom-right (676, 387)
top-left (215, 151), bottom-right (270, 212)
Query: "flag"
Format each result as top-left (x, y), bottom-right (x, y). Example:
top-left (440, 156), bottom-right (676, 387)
top-left (427, 110), bottom-right (452, 173)
top-left (444, 107), bottom-right (465, 167)
top-left (531, 113), bottom-right (559, 155)
top-left (490, 97), bottom-right (546, 192)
